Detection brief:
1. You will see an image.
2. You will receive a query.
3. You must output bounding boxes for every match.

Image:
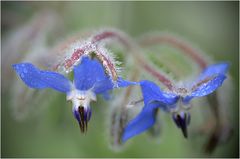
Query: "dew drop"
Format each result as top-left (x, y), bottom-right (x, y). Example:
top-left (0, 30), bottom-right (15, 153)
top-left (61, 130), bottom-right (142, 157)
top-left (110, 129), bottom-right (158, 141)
top-left (23, 68), bottom-right (28, 73)
top-left (65, 70), bottom-right (70, 74)
top-left (20, 73), bottom-right (25, 78)
top-left (14, 65), bottom-right (19, 70)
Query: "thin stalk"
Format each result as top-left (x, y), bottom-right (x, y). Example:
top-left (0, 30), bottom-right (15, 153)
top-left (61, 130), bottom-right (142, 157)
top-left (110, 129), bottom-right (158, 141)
top-left (138, 33), bottom-right (209, 69)
top-left (90, 30), bottom-right (174, 90)
top-left (53, 36), bottom-right (118, 81)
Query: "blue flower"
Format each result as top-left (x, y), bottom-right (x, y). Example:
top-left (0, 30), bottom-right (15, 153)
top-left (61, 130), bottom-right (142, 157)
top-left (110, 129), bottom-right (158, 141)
top-left (13, 56), bottom-right (137, 132)
top-left (122, 62), bottom-right (229, 142)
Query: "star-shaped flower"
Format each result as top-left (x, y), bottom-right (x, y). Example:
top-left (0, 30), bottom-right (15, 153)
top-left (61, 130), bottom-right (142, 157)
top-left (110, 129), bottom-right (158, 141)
top-left (122, 62), bottom-right (229, 142)
top-left (13, 56), bottom-right (137, 132)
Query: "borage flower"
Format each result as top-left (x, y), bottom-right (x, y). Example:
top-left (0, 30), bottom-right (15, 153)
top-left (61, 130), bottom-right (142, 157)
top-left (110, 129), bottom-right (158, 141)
top-left (13, 56), bottom-right (137, 133)
top-left (122, 62), bottom-right (229, 142)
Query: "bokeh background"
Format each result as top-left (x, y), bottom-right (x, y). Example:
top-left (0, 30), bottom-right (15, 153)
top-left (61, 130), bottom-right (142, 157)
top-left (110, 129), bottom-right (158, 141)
top-left (1, 1), bottom-right (239, 157)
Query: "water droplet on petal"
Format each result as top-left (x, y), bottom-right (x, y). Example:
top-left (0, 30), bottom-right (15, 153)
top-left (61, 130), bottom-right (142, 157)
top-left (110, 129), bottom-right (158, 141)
top-left (14, 65), bottom-right (19, 70)
top-left (23, 68), bottom-right (27, 73)
top-left (20, 73), bottom-right (24, 78)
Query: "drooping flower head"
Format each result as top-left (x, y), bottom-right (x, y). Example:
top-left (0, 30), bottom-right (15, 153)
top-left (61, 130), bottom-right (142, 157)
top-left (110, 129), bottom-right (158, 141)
top-left (13, 56), bottom-right (137, 132)
top-left (122, 62), bottom-right (229, 142)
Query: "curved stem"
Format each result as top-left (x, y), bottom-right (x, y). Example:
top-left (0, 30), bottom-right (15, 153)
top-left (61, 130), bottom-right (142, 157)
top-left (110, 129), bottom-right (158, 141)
top-left (138, 33), bottom-right (209, 69)
top-left (92, 30), bottom-right (131, 49)
top-left (90, 30), bottom-right (174, 90)
top-left (53, 38), bottom-right (118, 81)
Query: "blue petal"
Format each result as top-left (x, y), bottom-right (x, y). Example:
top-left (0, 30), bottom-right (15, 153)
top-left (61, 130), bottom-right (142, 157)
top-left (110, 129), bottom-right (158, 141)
top-left (93, 78), bottom-right (113, 94)
top-left (117, 78), bottom-right (138, 87)
top-left (140, 80), bottom-right (179, 106)
top-left (184, 74), bottom-right (227, 103)
top-left (101, 91), bottom-right (112, 100)
top-left (93, 78), bottom-right (138, 94)
top-left (74, 56), bottom-right (107, 90)
top-left (12, 63), bottom-right (71, 93)
top-left (196, 62), bottom-right (229, 82)
top-left (122, 80), bottom-right (179, 142)
top-left (122, 102), bottom-right (160, 142)
top-left (184, 62), bottom-right (229, 103)
top-left (74, 56), bottom-right (138, 92)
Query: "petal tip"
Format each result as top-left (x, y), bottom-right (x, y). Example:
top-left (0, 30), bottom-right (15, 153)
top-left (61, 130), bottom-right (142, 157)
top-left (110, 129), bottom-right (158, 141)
top-left (12, 63), bottom-right (21, 70)
top-left (121, 130), bottom-right (131, 143)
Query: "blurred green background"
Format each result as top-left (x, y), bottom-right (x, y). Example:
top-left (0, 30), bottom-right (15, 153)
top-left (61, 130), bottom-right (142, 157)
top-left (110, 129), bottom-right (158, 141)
top-left (1, 1), bottom-right (239, 157)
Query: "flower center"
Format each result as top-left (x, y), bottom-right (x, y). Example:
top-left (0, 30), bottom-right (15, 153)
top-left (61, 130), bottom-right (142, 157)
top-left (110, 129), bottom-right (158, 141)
top-left (172, 111), bottom-right (191, 138)
top-left (169, 97), bottom-right (192, 138)
top-left (67, 88), bottom-right (97, 109)
top-left (67, 88), bottom-right (96, 133)
top-left (172, 86), bottom-right (190, 97)
top-left (169, 97), bottom-right (192, 114)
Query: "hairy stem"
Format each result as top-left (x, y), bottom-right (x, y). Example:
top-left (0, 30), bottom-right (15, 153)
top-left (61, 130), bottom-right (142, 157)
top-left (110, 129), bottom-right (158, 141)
top-left (53, 37), bottom-right (118, 81)
top-left (138, 33), bottom-right (208, 69)
top-left (90, 29), bottom-right (174, 90)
